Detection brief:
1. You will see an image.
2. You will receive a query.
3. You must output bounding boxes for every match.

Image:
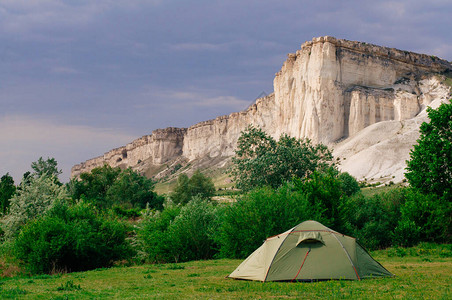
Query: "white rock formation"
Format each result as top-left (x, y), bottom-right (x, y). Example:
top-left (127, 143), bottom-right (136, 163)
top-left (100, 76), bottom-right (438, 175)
top-left (71, 36), bottom-right (452, 182)
top-left (334, 78), bottom-right (451, 182)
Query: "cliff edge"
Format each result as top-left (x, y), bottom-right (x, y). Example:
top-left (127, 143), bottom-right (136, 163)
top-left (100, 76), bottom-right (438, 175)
top-left (71, 36), bottom-right (452, 184)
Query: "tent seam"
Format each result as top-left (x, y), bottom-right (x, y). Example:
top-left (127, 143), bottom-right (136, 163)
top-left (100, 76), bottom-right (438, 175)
top-left (330, 233), bottom-right (361, 280)
top-left (263, 227), bottom-right (295, 282)
top-left (356, 241), bottom-right (394, 277)
top-left (291, 247), bottom-right (311, 282)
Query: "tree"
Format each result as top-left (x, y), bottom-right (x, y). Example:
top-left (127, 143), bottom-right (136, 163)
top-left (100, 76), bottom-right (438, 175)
top-left (405, 99), bottom-right (452, 199)
top-left (19, 171), bottom-right (32, 188)
top-left (171, 174), bottom-right (191, 205)
top-left (215, 183), bottom-right (325, 259)
top-left (69, 165), bottom-right (121, 209)
top-left (0, 173), bottom-right (16, 214)
top-left (31, 157), bottom-right (62, 179)
top-left (294, 167), bottom-right (360, 229)
top-left (231, 126), bottom-right (333, 191)
top-left (107, 168), bottom-right (163, 210)
top-left (1, 174), bottom-right (69, 240)
top-left (69, 165), bottom-right (162, 210)
top-left (171, 170), bottom-right (215, 205)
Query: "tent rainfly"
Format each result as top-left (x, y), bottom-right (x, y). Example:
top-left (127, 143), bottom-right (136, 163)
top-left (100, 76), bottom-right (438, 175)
top-left (228, 220), bottom-right (393, 282)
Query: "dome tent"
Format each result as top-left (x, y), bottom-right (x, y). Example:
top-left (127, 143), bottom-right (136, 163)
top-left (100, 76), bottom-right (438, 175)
top-left (228, 220), bottom-right (393, 282)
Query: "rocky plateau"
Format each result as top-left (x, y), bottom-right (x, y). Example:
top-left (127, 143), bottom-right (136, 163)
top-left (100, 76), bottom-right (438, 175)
top-left (71, 36), bottom-right (452, 186)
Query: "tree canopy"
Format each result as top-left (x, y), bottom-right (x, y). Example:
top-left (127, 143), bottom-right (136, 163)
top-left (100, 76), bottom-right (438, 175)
top-left (405, 99), bottom-right (452, 199)
top-left (171, 170), bottom-right (215, 205)
top-left (70, 165), bottom-right (162, 210)
top-left (1, 174), bottom-right (69, 240)
top-left (107, 168), bottom-right (163, 210)
top-left (231, 126), bottom-right (333, 191)
top-left (0, 173), bottom-right (16, 214)
top-left (31, 157), bottom-right (62, 179)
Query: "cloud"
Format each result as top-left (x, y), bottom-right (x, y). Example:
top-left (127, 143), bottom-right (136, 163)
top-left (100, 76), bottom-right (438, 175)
top-left (169, 42), bottom-right (224, 51)
top-left (1, 0), bottom-right (451, 184)
top-left (50, 66), bottom-right (81, 75)
top-left (0, 115), bottom-right (136, 183)
top-left (136, 88), bottom-right (251, 111)
top-left (0, 0), bottom-right (162, 39)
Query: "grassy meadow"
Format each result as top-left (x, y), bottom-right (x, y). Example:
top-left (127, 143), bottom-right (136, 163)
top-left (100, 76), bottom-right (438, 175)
top-left (1, 244), bottom-right (450, 299)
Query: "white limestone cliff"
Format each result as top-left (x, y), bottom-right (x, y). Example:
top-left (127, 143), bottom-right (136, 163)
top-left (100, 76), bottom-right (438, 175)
top-left (71, 127), bottom-right (186, 177)
top-left (71, 36), bottom-right (452, 183)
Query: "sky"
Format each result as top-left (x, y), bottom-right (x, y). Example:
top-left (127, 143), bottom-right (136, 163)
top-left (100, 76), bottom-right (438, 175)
top-left (1, 0), bottom-right (451, 183)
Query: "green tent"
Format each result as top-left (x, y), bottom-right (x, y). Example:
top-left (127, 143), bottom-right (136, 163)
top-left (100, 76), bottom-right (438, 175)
top-left (228, 220), bottom-right (393, 281)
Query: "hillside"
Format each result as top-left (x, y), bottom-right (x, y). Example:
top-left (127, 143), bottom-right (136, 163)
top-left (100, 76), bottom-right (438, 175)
top-left (71, 36), bottom-right (452, 187)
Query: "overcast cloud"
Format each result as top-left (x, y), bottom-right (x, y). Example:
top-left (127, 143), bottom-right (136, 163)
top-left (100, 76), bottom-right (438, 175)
top-left (1, 0), bottom-right (451, 182)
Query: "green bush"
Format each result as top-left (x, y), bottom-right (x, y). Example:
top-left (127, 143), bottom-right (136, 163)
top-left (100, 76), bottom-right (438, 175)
top-left (394, 190), bottom-right (451, 246)
top-left (139, 198), bottom-right (219, 263)
top-left (138, 205), bottom-right (181, 263)
top-left (106, 168), bottom-right (163, 210)
top-left (295, 168), bottom-right (359, 229)
top-left (2, 174), bottom-right (69, 240)
top-left (14, 202), bottom-right (134, 274)
top-left (340, 188), bottom-right (406, 249)
top-left (112, 206), bottom-right (141, 219)
top-left (167, 197), bottom-right (219, 262)
top-left (215, 183), bottom-right (325, 259)
top-left (393, 219), bottom-right (420, 248)
top-left (337, 172), bottom-right (361, 197)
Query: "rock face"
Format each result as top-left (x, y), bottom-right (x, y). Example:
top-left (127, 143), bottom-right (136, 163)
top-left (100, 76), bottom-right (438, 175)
top-left (71, 127), bottom-right (186, 177)
top-left (71, 36), bottom-right (452, 182)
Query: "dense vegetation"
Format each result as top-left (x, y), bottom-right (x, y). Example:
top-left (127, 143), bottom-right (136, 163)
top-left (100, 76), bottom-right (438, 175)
top-left (405, 99), bottom-right (452, 199)
top-left (14, 202), bottom-right (133, 274)
top-left (231, 126), bottom-right (333, 191)
top-left (0, 161), bottom-right (156, 274)
top-left (0, 173), bottom-right (15, 214)
top-left (69, 165), bottom-right (163, 210)
top-left (0, 100), bottom-right (451, 276)
top-left (170, 170), bottom-right (215, 205)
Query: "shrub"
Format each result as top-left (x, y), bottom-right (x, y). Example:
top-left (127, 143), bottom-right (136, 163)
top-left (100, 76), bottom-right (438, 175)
top-left (14, 202), bottom-right (134, 274)
top-left (106, 168), bottom-right (163, 209)
top-left (69, 165), bottom-right (120, 208)
top-left (394, 190), bottom-right (451, 246)
top-left (138, 205), bottom-right (181, 263)
top-left (112, 206), bottom-right (141, 219)
top-left (338, 172), bottom-right (361, 197)
top-left (295, 168), bottom-right (359, 229)
top-left (166, 197), bottom-right (219, 262)
top-left (2, 175), bottom-right (69, 240)
top-left (138, 198), bottom-right (219, 263)
top-left (340, 188), bottom-right (406, 249)
top-left (393, 220), bottom-right (420, 248)
top-left (215, 183), bottom-right (325, 259)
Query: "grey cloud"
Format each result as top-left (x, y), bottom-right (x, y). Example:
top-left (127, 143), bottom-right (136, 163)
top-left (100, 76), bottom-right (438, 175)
top-left (1, 0), bottom-right (451, 181)
top-left (0, 115), bottom-right (136, 182)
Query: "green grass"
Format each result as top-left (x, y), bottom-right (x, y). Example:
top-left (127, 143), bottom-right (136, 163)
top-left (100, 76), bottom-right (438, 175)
top-left (1, 244), bottom-right (451, 299)
top-left (360, 183), bottom-right (404, 197)
top-left (442, 72), bottom-right (452, 88)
